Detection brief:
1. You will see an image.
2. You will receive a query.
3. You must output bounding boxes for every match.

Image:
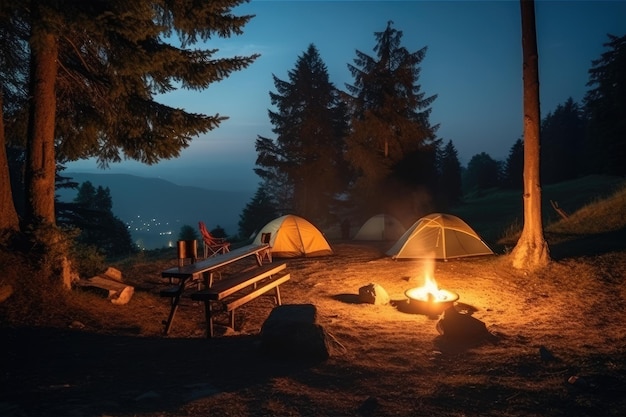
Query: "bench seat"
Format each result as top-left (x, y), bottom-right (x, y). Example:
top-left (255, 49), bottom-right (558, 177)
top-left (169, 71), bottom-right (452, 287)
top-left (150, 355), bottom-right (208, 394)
top-left (190, 262), bottom-right (290, 337)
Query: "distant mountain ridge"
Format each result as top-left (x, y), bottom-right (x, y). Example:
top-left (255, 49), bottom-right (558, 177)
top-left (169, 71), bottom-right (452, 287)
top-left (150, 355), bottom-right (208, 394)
top-left (58, 172), bottom-right (252, 249)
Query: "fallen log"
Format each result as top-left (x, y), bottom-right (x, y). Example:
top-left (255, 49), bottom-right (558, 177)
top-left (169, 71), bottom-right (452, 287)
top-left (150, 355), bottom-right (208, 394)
top-left (75, 268), bottom-right (134, 305)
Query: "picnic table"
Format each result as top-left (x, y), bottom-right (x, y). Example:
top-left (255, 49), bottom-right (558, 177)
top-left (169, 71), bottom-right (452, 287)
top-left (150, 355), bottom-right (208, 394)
top-left (160, 243), bottom-right (272, 334)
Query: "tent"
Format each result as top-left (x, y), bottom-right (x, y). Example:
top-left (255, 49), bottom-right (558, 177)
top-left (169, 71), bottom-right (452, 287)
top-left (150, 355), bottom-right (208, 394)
top-left (386, 213), bottom-right (493, 260)
top-left (353, 214), bottom-right (406, 241)
top-left (253, 214), bottom-right (333, 258)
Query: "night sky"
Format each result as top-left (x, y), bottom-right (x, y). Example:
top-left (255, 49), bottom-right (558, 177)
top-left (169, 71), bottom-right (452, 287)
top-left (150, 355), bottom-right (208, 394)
top-left (67, 0), bottom-right (626, 192)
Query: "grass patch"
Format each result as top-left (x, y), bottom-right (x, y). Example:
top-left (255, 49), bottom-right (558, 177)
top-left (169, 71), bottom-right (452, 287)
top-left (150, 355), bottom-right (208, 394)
top-left (450, 175), bottom-right (626, 247)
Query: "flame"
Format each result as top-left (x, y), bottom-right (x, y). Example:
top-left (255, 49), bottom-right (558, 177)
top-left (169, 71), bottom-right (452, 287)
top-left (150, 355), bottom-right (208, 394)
top-left (406, 270), bottom-right (452, 302)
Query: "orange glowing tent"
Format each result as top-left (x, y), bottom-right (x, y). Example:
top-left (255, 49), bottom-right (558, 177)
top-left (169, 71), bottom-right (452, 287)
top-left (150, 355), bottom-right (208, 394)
top-left (252, 215), bottom-right (333, 258)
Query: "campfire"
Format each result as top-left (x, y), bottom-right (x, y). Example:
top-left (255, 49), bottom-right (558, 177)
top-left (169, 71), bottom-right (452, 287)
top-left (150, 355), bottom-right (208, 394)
top-left (405, 269), bottom-right (458, 317)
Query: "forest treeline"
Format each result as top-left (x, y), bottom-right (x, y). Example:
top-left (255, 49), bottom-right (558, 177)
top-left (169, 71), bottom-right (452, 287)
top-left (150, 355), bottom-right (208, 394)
top-left (0, 1), bottom-right (624, 278)
top-left (237, 30), bottom-right (626, 238)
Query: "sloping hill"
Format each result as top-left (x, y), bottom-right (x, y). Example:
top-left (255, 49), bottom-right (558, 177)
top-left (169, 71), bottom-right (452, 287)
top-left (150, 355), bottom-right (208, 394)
top-left (450, 175), bottom-right (626, 246)
top-left (59, 173), bottom-right (253, 249)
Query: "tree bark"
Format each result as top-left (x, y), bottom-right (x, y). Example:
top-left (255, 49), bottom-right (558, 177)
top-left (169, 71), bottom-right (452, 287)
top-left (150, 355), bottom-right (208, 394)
top-left (511, 0), bottom-right (550, 270)
top-left (24, 15), bottom-right (58, 227)
top-left (0, 90), bottom-right (20, 232)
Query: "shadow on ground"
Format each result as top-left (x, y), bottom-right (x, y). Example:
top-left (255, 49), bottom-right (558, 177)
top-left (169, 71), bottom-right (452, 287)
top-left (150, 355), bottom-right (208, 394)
top-left (0, 327), bottom-right (315, 416)
top-left (547, 227), bottom-right (626, 260)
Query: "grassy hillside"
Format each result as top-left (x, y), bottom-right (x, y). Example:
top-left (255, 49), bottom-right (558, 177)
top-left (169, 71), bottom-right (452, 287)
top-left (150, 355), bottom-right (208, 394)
top-left (450, 175), bottom-right (626, 248)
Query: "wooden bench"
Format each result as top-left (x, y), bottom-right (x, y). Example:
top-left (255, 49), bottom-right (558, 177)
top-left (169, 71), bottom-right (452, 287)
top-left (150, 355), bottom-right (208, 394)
top-left (190, 262), bottom-right (290, 338)
top-left (159, 243), bottom-right (271, 335)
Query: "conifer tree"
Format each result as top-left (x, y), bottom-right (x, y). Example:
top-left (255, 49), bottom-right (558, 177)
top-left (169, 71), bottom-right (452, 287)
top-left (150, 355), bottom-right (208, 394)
top-left (255, 44), bottom-right (349, 224)
top-left (540, 98), bottom-right (585, 183)
top-left (510, 0), bottom-right (550, 270)
top-left (238, 187), bottom-right (278, 239)
top-left (0, 3), bottom-right (28, 233)
top-left (463, 152), bottom-right (502, 193)
top-left (68, 181), bottom-right (135, 258)
top-left (583, 33), bottom-right (626, 176)
top-left (437, 140), bottom-right (463, 208)
top-left (0, 1), bottom-right (258, 277)
top-left (503, 138), bottom-right (524, 189)
top-left (344, 21), bottom-right (438, 216)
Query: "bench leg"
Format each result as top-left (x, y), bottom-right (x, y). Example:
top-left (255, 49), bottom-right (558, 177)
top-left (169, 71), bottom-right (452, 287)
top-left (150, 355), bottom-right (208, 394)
top-left (229, 310), bottom-right (235, 330)
top-left (162, 295), bottom-right (180, 335)
top-left (275, 286), bottom-right (282, 306)
top-left (202, 301), bottom-right (214, 338)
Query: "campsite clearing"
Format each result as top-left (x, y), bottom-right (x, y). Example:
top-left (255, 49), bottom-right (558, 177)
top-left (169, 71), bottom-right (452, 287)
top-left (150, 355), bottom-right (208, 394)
top-left (2, 238), bottom-right (626, 417)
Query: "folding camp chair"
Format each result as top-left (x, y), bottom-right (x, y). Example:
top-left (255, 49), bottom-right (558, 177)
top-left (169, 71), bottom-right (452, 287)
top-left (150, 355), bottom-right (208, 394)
top-left (198, 221), bottom-right (231, 258)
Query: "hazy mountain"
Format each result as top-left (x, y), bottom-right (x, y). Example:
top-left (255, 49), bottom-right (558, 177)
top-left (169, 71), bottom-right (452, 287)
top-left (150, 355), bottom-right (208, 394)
top-left (58, 172), bottom-right (253, 249)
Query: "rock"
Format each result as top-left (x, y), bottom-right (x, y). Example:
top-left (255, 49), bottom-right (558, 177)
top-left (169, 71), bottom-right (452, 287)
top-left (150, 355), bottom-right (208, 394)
top-left (358, 283), bottom-right (390, 305)
top-left (539, 345), bottom-right (559, 362)
top-left (436, 307), bottom-right (495, 342)
top-left (260, 304), bottom-right (333, 361)
top-left (0, 284), bottom-right (14, 303)
top-left (75, 271), bottom-right (134, 305)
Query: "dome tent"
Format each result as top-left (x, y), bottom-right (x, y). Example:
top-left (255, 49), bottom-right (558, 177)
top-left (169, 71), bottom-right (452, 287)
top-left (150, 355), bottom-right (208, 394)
top-left (386, 213), bottom-right (493, 260)
top-left (253, 215), bottom-right (333, 258)
top-left (354, 213), bottom-right (406, 241)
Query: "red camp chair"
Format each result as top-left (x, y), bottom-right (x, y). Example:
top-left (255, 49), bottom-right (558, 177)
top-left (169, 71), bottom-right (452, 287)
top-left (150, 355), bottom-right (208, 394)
top-left (198, 221), bottom-right (231, 258)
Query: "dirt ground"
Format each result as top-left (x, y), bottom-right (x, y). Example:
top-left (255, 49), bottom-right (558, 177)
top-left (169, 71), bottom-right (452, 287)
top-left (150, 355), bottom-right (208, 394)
top-left (1, 240), bottom-right (626, 417)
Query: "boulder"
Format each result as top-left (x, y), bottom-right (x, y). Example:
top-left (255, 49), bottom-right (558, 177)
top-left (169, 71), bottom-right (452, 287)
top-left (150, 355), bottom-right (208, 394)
top-left (358, 283), bottom-right (390, 305)
top-left (260, 304), bottom-right (333, 361)
top-left (436, 307), bottom-right (495, 342)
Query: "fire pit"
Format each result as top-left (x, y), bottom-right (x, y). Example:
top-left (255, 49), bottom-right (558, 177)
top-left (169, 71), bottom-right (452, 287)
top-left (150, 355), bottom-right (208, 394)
top-left (404, 275), bottom-right (459, 316)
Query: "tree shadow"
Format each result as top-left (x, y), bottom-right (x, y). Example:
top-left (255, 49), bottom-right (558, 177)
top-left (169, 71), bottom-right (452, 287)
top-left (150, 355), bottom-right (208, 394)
top-left (547, 227), bottom-right (626, 260)
top-left (0, 326), bottom-right (317, 416)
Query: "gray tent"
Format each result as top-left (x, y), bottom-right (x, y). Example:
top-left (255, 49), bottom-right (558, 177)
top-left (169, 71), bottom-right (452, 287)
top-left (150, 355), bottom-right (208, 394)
top-left (354, 214), bottom-right (406, 241)
top-left (386, 213), bottom-right (493, 260)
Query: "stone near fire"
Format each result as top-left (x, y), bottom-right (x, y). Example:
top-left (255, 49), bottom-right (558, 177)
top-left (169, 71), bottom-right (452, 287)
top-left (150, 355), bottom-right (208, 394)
top-left (260, 303), bottom-right (332, 360)
top-left (358, 283), bottom-right (390, 305)
top-left (436, 306), bottom-right (494, 342)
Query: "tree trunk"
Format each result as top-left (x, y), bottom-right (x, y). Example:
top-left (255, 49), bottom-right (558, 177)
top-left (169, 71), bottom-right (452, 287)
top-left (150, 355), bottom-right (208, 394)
top-left (24, 17), bottom-right (58, 227)
top-left (0, 90), bottom-right (20, 232)
top-left (510, 0), bottom-right (550, 270)
top-left (22, 5), bottom-right (75, 288)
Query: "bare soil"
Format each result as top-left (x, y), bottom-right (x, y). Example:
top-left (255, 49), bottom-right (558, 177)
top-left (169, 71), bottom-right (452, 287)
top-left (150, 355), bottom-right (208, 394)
top-left (2, 240), bottom-right (626, 417)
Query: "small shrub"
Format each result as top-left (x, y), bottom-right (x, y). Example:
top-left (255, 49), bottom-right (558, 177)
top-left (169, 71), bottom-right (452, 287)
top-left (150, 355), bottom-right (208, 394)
top-left (70, 244), bottom-right (107, 278)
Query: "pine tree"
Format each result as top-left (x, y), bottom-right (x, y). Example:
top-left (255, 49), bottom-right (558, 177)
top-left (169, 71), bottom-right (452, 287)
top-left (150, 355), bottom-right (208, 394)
top-left (344, 21), bottom-right (438, 216)
top-left (238, 187), bottom-right (278, 239)
top-left (583, 33), bottom-right (626, 176)
top-left (503, 138), bottom-right (524, 189)
top-left (0, 3), bottom-right (28, 232)
top-left (511, 0), bottom-right (550, 270)
top-left (70, 181), bottom-right (135, 258)
top-left (1, 0), bottom-right (258, 279)
top-left (5, 0), bottom-right (258, 228)
top-left (540, 98), bottom-right (585, 183)
top-left (463, 152), bottom-right (502, 193)
top-left (255, 44), bottom-right (349, 224)
top-left (437, 140), bottom-right (463, 208)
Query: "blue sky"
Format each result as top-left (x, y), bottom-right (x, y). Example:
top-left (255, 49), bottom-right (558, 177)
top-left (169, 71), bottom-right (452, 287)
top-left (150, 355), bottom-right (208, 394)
top-left (67, 0), bottom-right (626, 192)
